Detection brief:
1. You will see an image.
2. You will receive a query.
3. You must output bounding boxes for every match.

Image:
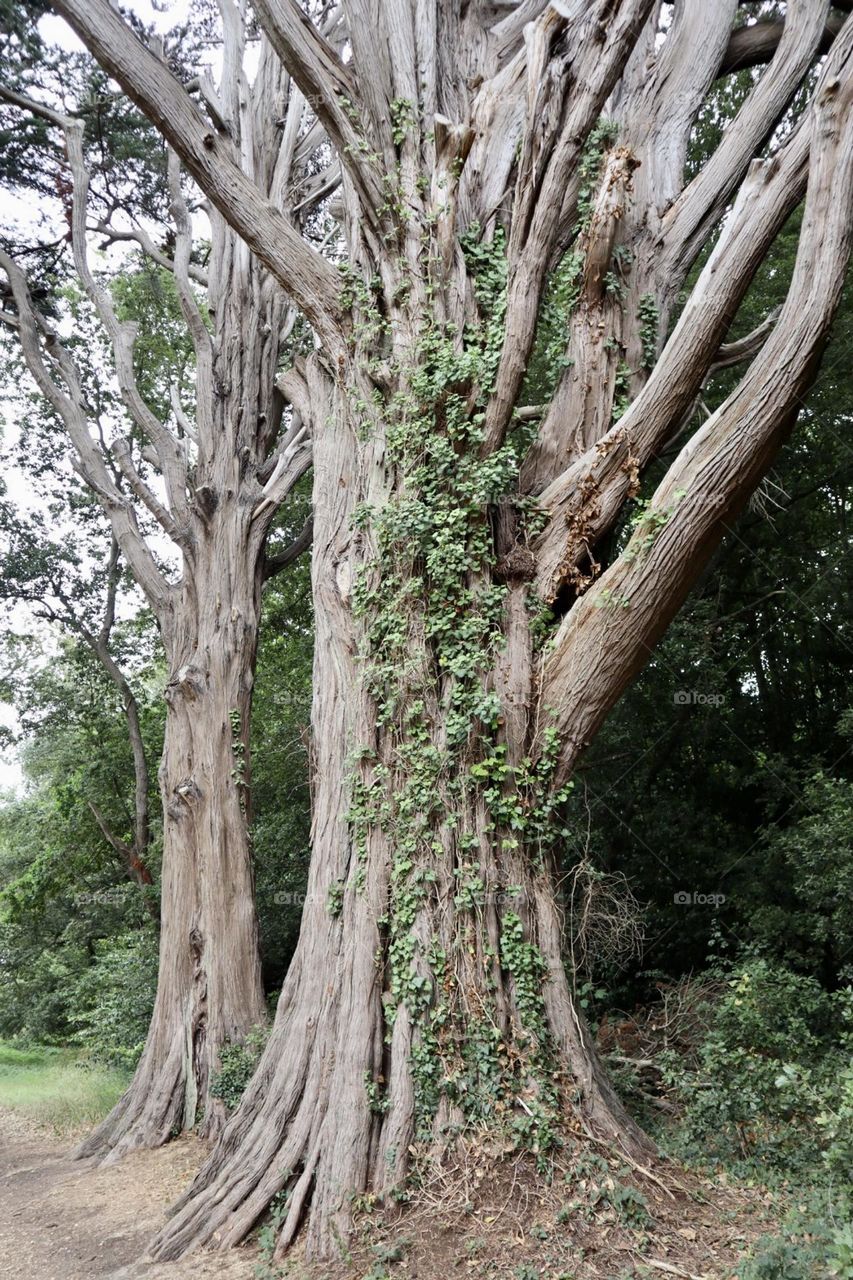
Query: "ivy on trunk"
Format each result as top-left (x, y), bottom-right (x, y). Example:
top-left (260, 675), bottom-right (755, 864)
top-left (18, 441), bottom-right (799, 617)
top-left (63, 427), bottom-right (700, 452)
top-left (12, 0), bottom-right (853, 1260)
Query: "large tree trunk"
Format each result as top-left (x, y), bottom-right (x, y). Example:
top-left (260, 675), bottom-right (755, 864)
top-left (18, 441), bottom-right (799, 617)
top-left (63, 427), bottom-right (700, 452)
top-left (149, 349), bottom-right (653, 1259)
top-left (47, 0), bottom-right (853, 1261)
top-left (77, 510), bottom-right (268, 1161)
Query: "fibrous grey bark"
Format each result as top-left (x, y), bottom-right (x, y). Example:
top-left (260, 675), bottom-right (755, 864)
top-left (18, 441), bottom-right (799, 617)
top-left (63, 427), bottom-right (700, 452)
top-left (0, 30), bottom-right (328, 1156)
top-left (43, 0), bottom-right (853, 1258)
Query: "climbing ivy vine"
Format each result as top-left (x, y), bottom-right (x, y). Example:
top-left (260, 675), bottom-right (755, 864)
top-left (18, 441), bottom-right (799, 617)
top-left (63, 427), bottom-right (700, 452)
top-left (340, 220), bottom-right (581, 1154)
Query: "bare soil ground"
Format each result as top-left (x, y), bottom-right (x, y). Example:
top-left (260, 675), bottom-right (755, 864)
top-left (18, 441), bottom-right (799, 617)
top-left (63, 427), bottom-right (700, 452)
top-left (0, 1107), bottom-right (258, 1280)
top-left (306, 1140), bottom-right (776, 1280)
top-left (0, 1107), bottom-right (774, 1280)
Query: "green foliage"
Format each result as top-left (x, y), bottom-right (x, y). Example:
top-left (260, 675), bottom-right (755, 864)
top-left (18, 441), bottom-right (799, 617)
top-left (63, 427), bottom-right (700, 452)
top-left (210, 1025), bottom-right (269, 1112)
top-left (661, 959), bottom-right (853, 1184)
top-left (637, 294), bottom-right (659, 370)
top-left (737, 1199), bottom-right (853, 1280)
top-left (71, 930), bottom-right (158, 1068)
top-left (0, 635), bottom-right (163, 1050)
top-left (111, 264), bottom-right (196, 422)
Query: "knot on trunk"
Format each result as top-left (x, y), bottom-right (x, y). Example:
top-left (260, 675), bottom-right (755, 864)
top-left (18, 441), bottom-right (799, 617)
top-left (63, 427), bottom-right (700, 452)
top-left (168, 777), bottom-right (203, 818)
top-left (188, 925), bottom-right (205, 969)
top-left (194, 484), bottom-right (219, 521)
top-left (166, 664), bottom-right (207, 704)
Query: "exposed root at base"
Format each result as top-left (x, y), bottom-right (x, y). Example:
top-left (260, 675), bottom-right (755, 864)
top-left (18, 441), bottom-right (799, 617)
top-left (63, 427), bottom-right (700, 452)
top-left (238, 1136), bottom-right (774, 1280)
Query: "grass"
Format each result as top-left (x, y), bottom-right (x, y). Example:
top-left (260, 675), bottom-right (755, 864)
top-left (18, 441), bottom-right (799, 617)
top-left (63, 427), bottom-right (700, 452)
top-left (0, 1040), bottom-right (128, 1135)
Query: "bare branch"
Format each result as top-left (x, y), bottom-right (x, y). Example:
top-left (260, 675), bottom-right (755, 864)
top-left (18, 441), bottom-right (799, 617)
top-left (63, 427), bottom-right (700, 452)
top-left (482, 0), bottom-right (657, 456)
top-left (51, 0), bottom-right (344, 346)
top-left (60, 120), bottom-right (191, 532)
top-left (0, 81), bottom-right (69, 128)
top-left (664, 0), bottom-right (834, 281)
top-left (720, 13), bottom-right (844, 75)
top-left (540, 53), bottom-right (853, 782)
top-left (169, 384), bottom-right (198, 446)
top-left (710, 306), bottom-right (782, 372)
top-left (111, 435), bottom-right (182, 540)
top-left (90, 220), bottom-right (208, 286)
top-left (252, 422), bottom-right (312, 523)
top-left (264, 514), bottom-right (313, 579)
top-left (252, 0), bottom-right (384, 233)
top-left (166, 149), bottom-right (215, 452)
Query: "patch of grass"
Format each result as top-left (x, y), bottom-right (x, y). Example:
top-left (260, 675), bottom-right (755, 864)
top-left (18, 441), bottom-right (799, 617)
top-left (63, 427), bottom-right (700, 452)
top-left (0, 1043), bottom-right (62, 1068)
top-left (0, 1040), bottom-right (128, 1134)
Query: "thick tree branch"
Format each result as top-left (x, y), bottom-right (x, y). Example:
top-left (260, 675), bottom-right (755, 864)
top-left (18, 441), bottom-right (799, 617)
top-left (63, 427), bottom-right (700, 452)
top-left (62, 121), bottom-right (191, 533)
top-left (532, 13), bottom-right (853, 604)
top-left (530, 104), bottom-right (816, 603)
top-left (251, 0), bottom-right (383, 232)
top-left (482, 0), bottom-right (657, 456)
top-left (720, 14), bottom-right (844, 75)
top-left (50, 0), bottom-right (344, 347)
top-left (264, 514), bottom-right (314, 579)
top-left (664, 0), bottom-right (834, 282)
top-left (540, 54), bottom-right (853, 783)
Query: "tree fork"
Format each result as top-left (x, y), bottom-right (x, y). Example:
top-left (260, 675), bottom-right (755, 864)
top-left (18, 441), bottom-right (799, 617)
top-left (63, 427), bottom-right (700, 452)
top-left (45, 0), bottom-right (853, 1261)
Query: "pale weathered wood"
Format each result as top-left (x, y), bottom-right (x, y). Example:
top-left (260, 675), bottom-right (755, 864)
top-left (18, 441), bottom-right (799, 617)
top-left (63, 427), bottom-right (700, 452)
top-left (38, 0), bottom-right (853, 1263)
top-left (0, 28), bottom-right (325, 1159)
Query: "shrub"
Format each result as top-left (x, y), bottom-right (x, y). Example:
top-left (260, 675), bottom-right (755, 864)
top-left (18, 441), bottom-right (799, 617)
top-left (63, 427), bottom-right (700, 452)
top-left (738, 1197), bottom-right (853, 1280)
top-left (661, 958), bottom-right (853, 1184)
top-left (70, 929), bottom-right (158, 1068)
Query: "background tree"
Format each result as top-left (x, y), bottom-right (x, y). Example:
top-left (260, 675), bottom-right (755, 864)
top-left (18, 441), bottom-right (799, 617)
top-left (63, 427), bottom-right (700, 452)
top-left (0, 626), bottom-right (161, 1056)
top-left (0, 500), bottom-right (157, 901)
top-left (26, 0), bottom-right (853, 1262)
top-left (0, 8), bottom-right (332, 1156)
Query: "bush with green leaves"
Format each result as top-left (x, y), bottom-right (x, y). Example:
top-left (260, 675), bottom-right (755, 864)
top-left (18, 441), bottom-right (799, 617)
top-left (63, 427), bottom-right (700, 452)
top-left (738, 1196), bottom-right (853, 1280)
top-left (210, 1024), bottom-right (269, 1112)
top-left (70, 929), bottom-right (158, 1068)
top-left (661, 957), bottom-right (853, 1185)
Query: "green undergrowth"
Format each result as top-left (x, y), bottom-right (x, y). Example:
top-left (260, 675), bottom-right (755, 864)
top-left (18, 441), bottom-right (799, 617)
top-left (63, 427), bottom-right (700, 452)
top-left (0, 1039), bottom-right (128, 1134)
top-left (618, 958), bottom-right (853, 1279)
top-left (210, 1024), bottom-right (270, 1112)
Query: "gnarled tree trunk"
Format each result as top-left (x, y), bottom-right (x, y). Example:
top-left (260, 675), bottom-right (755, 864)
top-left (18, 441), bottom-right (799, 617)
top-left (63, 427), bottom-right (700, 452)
top-left (78, 510), bottom-right (269, 1159)
top-left (150, 351), bottom-right (656, 1257)
top-left (1, 35), bottom-right (319, 1160)
top-left (47, 0), bottom-right (853, 1261)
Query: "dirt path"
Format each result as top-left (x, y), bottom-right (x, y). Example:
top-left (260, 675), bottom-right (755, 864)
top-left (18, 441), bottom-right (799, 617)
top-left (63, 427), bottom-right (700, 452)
top-left (0, 1109), bottom-right (259, 1279)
